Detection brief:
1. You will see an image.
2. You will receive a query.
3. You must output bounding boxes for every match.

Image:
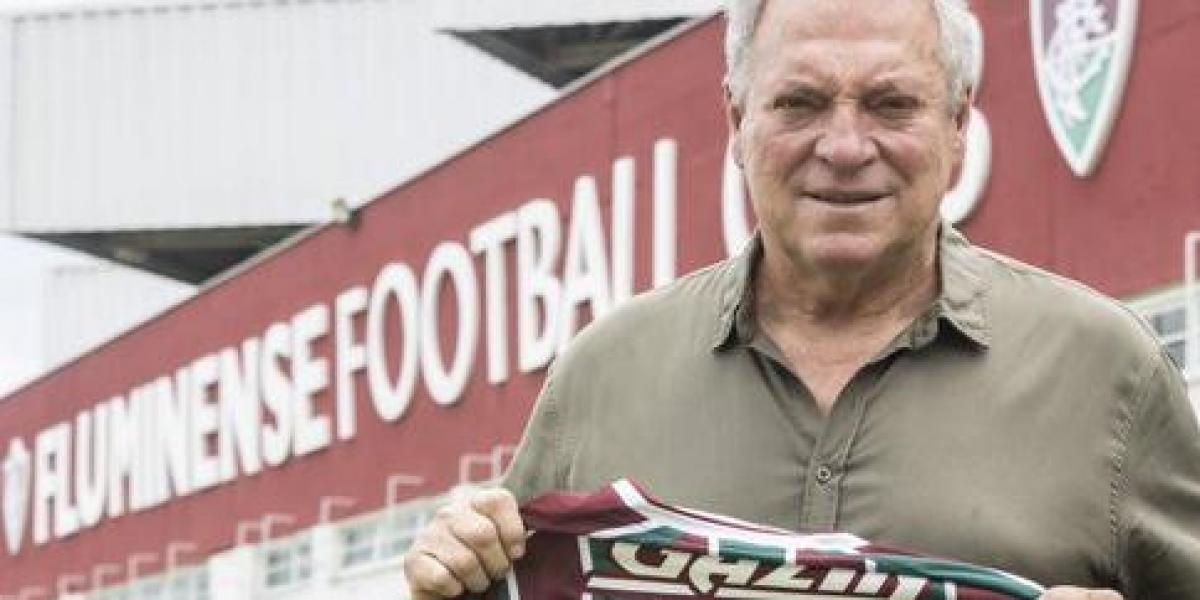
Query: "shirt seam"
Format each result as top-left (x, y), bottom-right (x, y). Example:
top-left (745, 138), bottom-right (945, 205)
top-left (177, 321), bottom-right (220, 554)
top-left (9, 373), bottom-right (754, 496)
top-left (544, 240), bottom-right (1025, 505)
top-left (714, 242), bottom-right (759, 351)
top-left (543, 367), bottom-right (571, 490)
top-left (829, 361), bottom-right (893, 529)
top-left (1109, 353), bottom-right (1161, 584)
top-left (938, 228), bottom-right (993, 346)
top-left (975, 246), bottom-right (1117, 309)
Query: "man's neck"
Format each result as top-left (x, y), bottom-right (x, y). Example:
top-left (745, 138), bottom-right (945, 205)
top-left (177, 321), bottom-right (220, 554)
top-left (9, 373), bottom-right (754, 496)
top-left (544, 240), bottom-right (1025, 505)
top-left (753, 235), bottom-right (940, 336)
top-left (751, 233), bottom-right (941, 413)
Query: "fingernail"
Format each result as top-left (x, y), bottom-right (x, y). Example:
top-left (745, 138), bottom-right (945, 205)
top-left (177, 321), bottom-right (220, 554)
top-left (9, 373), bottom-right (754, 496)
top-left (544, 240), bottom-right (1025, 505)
top-left (511, 544), bottom-right (525, 559)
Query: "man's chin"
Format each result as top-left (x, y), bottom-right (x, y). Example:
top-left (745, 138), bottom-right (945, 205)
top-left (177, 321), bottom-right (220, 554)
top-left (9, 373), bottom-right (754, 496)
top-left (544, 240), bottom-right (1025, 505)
top-left (796, 235), bottom-right (889, 271)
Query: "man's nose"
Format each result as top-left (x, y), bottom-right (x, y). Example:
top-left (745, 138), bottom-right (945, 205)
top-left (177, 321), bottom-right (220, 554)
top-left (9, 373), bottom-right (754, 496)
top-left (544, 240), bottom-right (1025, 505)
top-left (814, 104), bottom-right (878, 174)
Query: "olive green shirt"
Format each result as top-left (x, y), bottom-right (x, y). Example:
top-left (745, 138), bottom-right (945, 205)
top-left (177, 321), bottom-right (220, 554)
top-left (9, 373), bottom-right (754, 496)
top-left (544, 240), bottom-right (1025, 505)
top-left (503, 226), bottom-right (1200, 598)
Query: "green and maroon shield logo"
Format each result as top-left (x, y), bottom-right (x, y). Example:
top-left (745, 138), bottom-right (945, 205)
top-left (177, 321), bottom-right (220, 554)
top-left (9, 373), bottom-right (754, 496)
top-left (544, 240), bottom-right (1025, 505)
top-left (1031, 0), bottom-right (1139, 177)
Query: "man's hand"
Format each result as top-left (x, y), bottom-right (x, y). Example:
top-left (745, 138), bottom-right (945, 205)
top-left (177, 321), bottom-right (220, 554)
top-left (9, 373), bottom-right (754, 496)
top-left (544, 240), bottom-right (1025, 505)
top-left (1040, 588), bottom-right (1123, 600)
top-left (403, 488), bottom-right (527, 599)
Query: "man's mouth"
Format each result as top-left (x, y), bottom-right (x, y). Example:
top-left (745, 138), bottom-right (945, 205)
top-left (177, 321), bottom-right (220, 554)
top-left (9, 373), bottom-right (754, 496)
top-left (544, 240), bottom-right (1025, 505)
top-left (804, 191), bottom-right (889, 205)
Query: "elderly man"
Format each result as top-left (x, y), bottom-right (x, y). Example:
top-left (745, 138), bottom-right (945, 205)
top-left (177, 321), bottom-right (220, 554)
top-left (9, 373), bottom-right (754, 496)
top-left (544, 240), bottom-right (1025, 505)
top-left (403, 0), bottom-right (1200, 598)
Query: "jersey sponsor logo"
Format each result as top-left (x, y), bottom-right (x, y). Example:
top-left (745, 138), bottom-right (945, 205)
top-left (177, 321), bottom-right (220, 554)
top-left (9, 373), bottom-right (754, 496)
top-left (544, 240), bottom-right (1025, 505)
top-left (1032, 0), bottom-right (1139, 177)
top-left (581, 539), bottom-right (944, 599)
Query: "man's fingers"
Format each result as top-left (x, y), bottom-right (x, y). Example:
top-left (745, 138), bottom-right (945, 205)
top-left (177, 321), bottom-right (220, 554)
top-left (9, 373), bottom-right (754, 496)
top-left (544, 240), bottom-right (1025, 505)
top-left (446, 508), bottom-right (512, 580)
top-left (1040, 587), bottom-right (1124, 600)
top-left (423, 523), bottom-right (493, 593)
top-left (471, 489), bottom-right (527, 559)
top-left (403, 550), bottom-right (466, 599)
top-left (402, 489), bottom-right (526, 598)
top-left (405, 519), bottom-right (491, 596)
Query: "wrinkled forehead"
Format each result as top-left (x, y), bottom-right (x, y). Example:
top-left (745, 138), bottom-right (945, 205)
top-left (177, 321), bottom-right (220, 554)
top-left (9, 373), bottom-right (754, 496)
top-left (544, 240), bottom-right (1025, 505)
top-left (754, 0), bottom-right (940, 51)
top-left (749, 0), bottom-right (946, 88)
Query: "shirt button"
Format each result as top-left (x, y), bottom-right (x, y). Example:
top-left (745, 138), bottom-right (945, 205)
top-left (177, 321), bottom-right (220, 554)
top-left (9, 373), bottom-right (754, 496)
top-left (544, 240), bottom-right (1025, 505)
top-left (815, 465), bottom-right (834, 485)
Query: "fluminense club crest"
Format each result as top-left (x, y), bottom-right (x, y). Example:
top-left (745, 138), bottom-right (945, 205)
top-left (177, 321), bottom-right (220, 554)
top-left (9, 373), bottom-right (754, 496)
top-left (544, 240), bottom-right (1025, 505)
top-left (3, 437), bottom-right (31, 556)
top-left (1032, 0), bottom-right (1138, 177)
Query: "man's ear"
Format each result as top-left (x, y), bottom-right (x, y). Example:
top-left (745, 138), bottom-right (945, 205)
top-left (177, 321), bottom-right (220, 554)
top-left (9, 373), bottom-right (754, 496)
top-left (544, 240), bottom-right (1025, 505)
top-left (947, 89), bottom-right (974, 187)
top-left (954, 88), bottom-right (974, 139)
top-left (724, 83), bottom-right (746, 169)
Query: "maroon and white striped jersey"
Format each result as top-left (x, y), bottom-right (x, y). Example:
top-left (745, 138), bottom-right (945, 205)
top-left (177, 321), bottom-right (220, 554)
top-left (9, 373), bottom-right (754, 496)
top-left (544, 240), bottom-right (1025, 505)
top-left (473, 480), bottom-right (1045, 600)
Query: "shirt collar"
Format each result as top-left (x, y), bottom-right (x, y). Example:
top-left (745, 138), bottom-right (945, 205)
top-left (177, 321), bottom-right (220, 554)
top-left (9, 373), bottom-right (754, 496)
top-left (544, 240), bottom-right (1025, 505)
top-left (935, 224), bottom-right (992, 347)
top-left (710, 222), bottom-right (992, 352)
top-left (710, 235), bottom-right (761, 351)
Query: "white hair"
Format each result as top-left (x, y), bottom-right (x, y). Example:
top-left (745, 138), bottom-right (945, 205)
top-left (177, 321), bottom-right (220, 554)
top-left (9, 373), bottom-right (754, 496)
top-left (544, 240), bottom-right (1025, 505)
top-left (724, 0), bottom-right (981, 113)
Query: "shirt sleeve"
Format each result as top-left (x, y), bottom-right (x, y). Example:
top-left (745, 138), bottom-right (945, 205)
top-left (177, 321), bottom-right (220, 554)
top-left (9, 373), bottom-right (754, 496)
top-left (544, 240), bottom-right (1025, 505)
top-left (1116, 352), bottom-right (1200, 599)
top-left (501, 368), bottom-right (569, 504)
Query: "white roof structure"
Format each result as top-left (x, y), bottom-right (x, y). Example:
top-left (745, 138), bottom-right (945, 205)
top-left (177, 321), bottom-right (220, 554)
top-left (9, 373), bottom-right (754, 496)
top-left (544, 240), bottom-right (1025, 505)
top-left (42, 261), bottom-right (193, 368)
top-left (0, 0), bottom-right (722, 393)
top-left (0, 0), bottom-right (556, 234)
top-left (432, 0), bottom-right (721, 30)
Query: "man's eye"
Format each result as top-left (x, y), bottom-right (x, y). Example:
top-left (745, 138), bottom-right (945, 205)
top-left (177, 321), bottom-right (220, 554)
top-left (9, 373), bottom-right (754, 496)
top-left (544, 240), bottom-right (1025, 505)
top-left (773, 95), bottom-right (824, 112)
top-left (871, 95), bottom-right (921, 115)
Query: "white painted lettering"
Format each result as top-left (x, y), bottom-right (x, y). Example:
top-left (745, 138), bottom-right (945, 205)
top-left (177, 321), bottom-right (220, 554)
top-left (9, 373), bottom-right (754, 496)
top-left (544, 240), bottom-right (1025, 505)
top-left (611, 156), bottom-right (636, 306)
top-left (653, 139), bottom-right (678, 287)
top-left (333, 287), bottom-right (368, 440)
top-left (469, 213), bottom-right (518, 385)
top-left (291, 304), bottom-right (332, 456)
top-left (189, 355), bottom-right (221, 492)
top-left (941, 107), bottom-right (991, 224)
top-left (516, 200), bottom-right (562, 373)
top-left (105, 396), bottom-right (133, 519)
top-left (2, 437), bottom-right (31, 555)
top-left (72, 406), bottom-right (107, 529)
top-left (261, 321), bottom-right (294, 467)
top-left (33, 422), bottom-right (78, 543)
top-left (218, 340), bottom-right (263, 481)
top-left (366, 264), bottom-right (421, 422)
top-left (421, 242), bottom-right (480, 406)
top-left (721, 138), bottom-right (753, 259)
top-left (558, 176), bottom-right (612, 351)
top-left (129, 384), bottom-right (158, 510)
top-left (6, 137), bottom-right (731, 548)
top-left (150, 374), bottom-right (191, 501)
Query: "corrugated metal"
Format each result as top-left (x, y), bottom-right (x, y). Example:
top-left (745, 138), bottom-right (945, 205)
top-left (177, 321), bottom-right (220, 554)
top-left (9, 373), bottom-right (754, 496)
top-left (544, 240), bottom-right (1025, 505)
top-left (41, 262), bottom-right (193, 367)
top-left (432, 0), bottom-right (722, 30)
top-left (0, 0), bottom-right (212, 14)
top-left (0, 0), bottom-right (555, 233)
top-left (0, 21), bottom-right (11, 229)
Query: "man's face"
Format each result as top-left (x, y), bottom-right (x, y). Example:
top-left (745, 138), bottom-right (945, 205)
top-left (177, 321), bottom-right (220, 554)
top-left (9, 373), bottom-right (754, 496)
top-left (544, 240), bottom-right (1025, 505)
top-left (729, 0), bottom-right (967, 273)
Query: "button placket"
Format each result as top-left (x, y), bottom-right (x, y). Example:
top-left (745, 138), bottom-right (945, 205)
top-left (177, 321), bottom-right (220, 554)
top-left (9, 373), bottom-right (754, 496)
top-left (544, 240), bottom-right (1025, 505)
top-left (814, 464), bottom-right (835, 486)
top-left (799, 359), bottom-right (892, 530)
top-left (802, 421), bottom-right (853, 528)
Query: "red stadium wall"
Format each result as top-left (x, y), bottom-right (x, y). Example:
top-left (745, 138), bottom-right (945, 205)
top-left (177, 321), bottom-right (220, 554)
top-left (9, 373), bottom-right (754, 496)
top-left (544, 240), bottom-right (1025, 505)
top-left (1, 1), bottom-right (1197, 593)
top-left (970, 0), bottom-right (1200, 297)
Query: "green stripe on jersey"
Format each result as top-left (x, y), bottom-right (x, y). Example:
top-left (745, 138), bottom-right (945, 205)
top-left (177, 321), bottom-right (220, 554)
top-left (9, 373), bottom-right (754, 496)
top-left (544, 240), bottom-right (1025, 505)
top-left (871, 554), bottom-right (1044, 600)
top-left (719, 539), bottom-right (787, 563)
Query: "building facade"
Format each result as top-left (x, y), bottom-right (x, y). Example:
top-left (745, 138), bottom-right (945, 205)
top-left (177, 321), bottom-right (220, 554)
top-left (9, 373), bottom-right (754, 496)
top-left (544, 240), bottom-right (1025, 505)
top-left (1, 1), bottom-right (1198, 598)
